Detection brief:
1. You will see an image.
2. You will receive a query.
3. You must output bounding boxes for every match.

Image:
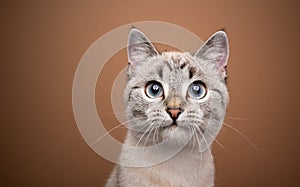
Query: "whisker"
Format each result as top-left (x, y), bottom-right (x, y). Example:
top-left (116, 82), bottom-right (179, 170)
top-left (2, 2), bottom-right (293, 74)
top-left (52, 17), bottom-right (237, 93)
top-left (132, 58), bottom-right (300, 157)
top-left (90, 123), bottom-right (125, 146)
top-left (193, 126), bottom-right (202, 153)
top-left (195, 126), bottom-right (214, 163)
top-left (225, 116), bottom-right (246, 121)
top-left (135, 124), bottom-right (153, 148)
top-left (223, 122), bottom-right (259, 151)
top-left (142, 124), bottom-right (157, 150)
top-left (89, 116), bottom-right (148, 146)
top-left (193, 126), bottom-right (205, 169)
top-left (152, 126), bottom-right (159, 151)
top-left (205, 129), bottom-right (227, 151)
top-left (130, 120), bottom-right (151, 136)
top-left (188, 127), bottom-right (196, 155)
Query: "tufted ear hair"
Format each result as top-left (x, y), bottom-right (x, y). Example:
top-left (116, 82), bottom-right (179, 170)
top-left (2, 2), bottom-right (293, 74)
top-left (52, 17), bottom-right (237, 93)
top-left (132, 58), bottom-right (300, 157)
top-left (127, 28), bottom-right (159, 66)
top-left (194, 31), bottom-right (229, 78)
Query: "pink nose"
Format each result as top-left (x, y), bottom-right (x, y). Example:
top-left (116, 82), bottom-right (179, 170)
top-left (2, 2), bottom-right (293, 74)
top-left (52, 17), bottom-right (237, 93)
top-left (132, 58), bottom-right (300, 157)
top-left (167, 108), bottom-right (182, 120)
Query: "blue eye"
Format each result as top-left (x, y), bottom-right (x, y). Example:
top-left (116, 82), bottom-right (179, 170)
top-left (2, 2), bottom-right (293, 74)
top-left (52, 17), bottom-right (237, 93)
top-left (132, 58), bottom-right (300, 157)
top-left (145, 81), bottom-right (164, 98)
top-left (188, 81), bottom-right (207, 99)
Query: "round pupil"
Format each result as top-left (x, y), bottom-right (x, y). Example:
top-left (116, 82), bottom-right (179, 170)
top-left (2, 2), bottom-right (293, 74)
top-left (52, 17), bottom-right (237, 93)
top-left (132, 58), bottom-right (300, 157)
top-left (193, 85), bottom-right (201, 95)
top-left (151, 84), bottom-right (160, 95)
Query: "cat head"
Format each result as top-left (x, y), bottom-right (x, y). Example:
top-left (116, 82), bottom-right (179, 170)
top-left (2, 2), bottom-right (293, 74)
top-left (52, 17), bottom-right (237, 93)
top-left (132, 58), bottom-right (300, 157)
top-left (124, 28), bottom-right (229, 150)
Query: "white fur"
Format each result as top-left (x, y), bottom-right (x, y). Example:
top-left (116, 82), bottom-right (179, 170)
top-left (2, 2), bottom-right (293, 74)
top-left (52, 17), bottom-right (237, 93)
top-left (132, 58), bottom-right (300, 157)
top-left (106, 28), bottom-right (229, 187)
top-left (106, 133), bottom-right (215, 187)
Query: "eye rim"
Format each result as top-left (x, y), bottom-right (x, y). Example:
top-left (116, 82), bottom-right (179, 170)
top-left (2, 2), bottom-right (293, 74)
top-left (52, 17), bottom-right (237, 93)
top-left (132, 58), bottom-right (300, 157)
top-left (187, 81), bottom-right (207, 100)
top-left (145, 81), bottom-right (164, 99)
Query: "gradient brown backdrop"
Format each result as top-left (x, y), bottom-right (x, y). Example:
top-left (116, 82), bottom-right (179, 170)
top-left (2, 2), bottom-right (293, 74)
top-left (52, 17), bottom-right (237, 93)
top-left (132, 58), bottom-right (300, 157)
top-left (1, 0), bottom-right (300, 186)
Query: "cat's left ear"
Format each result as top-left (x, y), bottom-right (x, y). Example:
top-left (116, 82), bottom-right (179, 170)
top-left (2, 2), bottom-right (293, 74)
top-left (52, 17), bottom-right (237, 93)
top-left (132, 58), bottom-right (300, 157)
top-left (194, 31), bottom-right (229, 78)
top-left (127, 28), bottom-right (159, 66)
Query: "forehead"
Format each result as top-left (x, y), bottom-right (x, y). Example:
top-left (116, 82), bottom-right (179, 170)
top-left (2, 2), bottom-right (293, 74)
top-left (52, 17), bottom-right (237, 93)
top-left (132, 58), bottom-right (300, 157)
top-left (129, 52), bottom-right (204, 97)
top-left (159, 52), bottom-right (203, 82)
top-left (161, 52), bottom-right (195, 67)
top-left (133, 52), bottom-right (207, 88)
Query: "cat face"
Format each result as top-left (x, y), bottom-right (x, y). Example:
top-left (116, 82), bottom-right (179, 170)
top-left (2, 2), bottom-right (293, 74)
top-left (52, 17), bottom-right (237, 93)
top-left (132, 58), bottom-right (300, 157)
top-left (124, 28), bottom-right (229, 150)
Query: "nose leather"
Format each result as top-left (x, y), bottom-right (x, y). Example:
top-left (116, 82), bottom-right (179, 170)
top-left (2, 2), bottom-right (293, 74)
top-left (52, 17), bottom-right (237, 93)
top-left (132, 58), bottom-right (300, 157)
top-left (167, 108), bottom-right (182, 121)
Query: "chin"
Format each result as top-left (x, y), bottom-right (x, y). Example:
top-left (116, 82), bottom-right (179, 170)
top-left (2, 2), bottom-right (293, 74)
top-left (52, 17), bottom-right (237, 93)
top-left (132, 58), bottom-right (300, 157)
top-left (160, 125), bottom-right (191, 145)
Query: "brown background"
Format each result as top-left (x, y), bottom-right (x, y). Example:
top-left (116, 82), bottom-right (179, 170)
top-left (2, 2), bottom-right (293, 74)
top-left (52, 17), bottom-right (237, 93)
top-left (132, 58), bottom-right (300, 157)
top-left (1, 0), bottom-right (300, 186)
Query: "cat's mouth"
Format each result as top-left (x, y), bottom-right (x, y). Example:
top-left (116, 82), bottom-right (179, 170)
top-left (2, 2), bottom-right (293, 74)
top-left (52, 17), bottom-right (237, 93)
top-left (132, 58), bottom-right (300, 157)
top-left (162, 122), bottom-right (178, 130)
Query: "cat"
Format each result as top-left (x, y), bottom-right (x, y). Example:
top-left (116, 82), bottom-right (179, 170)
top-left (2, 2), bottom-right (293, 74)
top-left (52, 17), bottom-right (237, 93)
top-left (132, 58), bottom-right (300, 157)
top-left (106, 27), bottom-right (229, 187)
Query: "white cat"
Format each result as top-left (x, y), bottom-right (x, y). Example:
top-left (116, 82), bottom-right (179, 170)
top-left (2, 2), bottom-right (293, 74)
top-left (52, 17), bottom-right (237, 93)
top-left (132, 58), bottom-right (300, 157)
top-left (106, 28), bottom-right (229, 187)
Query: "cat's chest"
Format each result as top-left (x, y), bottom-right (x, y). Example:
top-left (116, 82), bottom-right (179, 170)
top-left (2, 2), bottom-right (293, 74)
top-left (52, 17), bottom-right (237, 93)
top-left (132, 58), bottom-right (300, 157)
top-left (122, 151), bottom-right (214, 187)
top-left (158, 154), bottom-right (213, 186)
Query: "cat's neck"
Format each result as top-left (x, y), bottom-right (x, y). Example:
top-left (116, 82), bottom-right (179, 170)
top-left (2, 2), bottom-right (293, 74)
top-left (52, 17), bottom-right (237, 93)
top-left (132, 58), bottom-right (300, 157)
top-left (120, 131), bottom-right (215, 187)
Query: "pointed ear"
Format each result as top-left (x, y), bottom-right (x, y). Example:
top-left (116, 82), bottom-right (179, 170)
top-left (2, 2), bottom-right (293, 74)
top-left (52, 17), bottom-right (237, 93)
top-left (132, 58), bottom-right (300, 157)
top-left (127, 28), bottom-right (159, 66)
top-left (194, 31), bottom-right (229, 78)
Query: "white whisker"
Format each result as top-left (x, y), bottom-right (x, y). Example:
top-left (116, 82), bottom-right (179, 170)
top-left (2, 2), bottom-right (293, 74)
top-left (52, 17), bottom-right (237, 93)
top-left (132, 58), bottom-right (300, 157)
top-left (90, 123), bottom-right (125, 146)
top-left (223, 122), bottom-right (259, 151)
top-left (225, 116), bottom-right (246, 121)
top-left (142, 124), bottom-right (157, 150)
top-left (205, 129), bottom-right (227, 151)
top-left (195, 126), bottom-right (214, 159)
top-left (135, 123), bottom-right (153, 148)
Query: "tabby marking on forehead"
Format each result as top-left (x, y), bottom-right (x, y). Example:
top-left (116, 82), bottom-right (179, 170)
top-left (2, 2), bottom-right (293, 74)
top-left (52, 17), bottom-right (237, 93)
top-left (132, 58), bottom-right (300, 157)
top-left (162, 52), bottom-right (188, 67)
top-left (162, 52), bottom-right (200, 79)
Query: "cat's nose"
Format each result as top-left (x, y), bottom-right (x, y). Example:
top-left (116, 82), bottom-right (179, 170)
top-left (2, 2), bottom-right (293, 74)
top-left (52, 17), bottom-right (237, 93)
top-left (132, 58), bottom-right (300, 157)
top-left (167, 108), bottom-right (182, 121)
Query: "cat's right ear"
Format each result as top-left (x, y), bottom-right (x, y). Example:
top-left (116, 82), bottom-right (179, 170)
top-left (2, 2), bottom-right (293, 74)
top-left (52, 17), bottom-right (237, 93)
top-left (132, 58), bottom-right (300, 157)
top-left (127, 28), bottom-right (158, 66)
